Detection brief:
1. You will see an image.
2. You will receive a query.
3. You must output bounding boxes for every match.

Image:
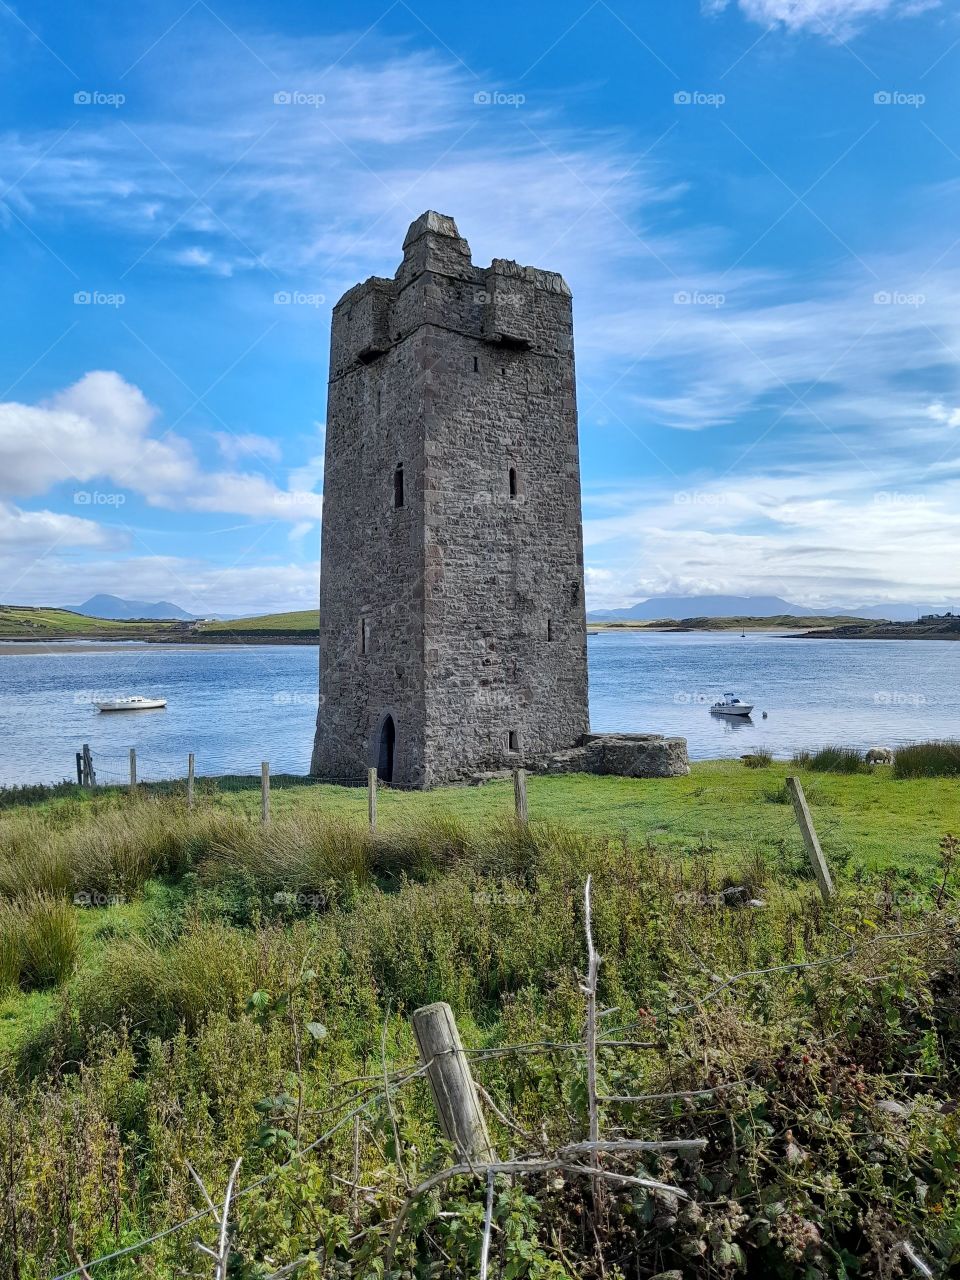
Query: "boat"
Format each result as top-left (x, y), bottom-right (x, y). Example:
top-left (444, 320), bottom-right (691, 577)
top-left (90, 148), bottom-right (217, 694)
top-left (94, 696), bottom-right (167, 712)
top-left (710, 692), bottom-right (754, 717)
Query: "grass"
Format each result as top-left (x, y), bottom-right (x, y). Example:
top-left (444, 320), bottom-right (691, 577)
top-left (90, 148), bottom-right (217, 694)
top-left (0, 768), bottom-right (958, 1276)
top-left (894, 739), bottom-right (960, 779)
top-left (792, 744), bottom-right (866, 773)
top-left (3, 761), bottom-right (957, 879)
top-left (0, 605), bottom-right (168, 638)
top-left (198, 608), bottom-right (319, 632)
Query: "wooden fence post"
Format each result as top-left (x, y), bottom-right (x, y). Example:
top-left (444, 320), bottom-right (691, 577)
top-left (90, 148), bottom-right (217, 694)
top-left (187, 752), bottom-right (195, 809)
top-left (76, 752), bottom-right (83, 786)
top-left (368, 766), bottom-right (378, 832)
top-left (786, 776), bottom-right (834, 902)
top-left (513, 768), bottom-right (528, 823)
top-left (261, 761), bottom-right (270, 824)
top-left (129, 747), bottom-right (137, 793)
top-left (82, 743), bottom-right (95, 788)
top-left (412, 1002), bottom-right (496, 1164)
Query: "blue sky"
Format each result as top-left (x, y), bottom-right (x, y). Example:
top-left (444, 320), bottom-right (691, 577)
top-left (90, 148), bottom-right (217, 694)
top-left (2, 0), bottom-right (960, 614)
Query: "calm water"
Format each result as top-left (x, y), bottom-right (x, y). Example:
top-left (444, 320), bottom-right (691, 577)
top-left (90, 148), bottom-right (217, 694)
top-left (0, 632), bottom-right (957, 786)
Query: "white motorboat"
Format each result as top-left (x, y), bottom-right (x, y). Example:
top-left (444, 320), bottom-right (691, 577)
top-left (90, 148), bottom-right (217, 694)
top-left (94, 696), bottom-right (167, 712)
top-left (710, 692), bottom-right (754, 717)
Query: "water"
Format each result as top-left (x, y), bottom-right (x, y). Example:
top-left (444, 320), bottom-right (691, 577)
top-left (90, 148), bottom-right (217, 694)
top-left (0, 632), bottom-right (957, 786)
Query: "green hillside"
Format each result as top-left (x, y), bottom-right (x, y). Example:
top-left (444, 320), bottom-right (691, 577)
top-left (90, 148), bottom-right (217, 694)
top-left (198, 609), bottom-right (319, 633)
top-left (0, 605), bottom-right (172, 638)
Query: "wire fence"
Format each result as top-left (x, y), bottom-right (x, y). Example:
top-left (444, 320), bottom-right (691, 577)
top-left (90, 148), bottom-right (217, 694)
top-left (45, 891), bottom-right (949, 1280)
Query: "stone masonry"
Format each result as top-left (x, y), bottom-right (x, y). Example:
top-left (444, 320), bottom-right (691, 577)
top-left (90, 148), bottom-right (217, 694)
top-left (311, 212), bottom-right (688, 787)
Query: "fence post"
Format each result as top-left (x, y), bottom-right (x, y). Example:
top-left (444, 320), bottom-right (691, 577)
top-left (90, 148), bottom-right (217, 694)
top-left (261, 761), bottom-right (270, 824)
top-left (129, 747), bottom-right (137, 793)
top-left (76, 752), bottom-right (83, 787)
top-left (513, 768), bottom-right (528, 823)
top-left (786, 776), bottom-right (834, 902)
top-left (187, 752), bottom-right (195, 809)
top-left (411, 1002), bottom-right (496, 1163)
top-left (368, 766), bottom-right (378, 832)
top-left (82, 743), bottom-right (95, 788)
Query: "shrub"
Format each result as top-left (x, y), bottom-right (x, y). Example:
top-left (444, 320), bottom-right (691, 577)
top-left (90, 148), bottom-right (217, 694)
top-left (792, 745), bottom-right (865, 773)
top-left (20, 894), bottom-right (78, 988)
top-left (893, 740), bottom-right (960, 779)
top-left (741, 749), bottom-right (772, 768)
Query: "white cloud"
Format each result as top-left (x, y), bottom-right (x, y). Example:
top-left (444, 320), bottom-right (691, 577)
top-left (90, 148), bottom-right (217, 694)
top-left (0, 550), bottom-right (320, 616)
top-left (0, 501), bottom-right (121, 550)
top-left (927, 401), bottom-right (960, 428)
top-left (703, 0), bottom-right (940, 35)
top-left (214, 431), bottom-right (283, 464)
top-left (0, 372), bottom-right (322, 521)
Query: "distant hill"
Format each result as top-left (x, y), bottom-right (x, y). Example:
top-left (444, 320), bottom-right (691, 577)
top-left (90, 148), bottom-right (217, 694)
top-left (588, 595), bottom-right (814, 621)
top-left (72, 594), bottom-right (196, 621)
top-left (587, 594), bottom-right (956, 623)
top-left (197, 610), bottom-right (319, 633)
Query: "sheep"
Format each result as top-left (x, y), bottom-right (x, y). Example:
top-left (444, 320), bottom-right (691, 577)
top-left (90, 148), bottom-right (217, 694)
top-left (865, 747), bottom-right (894, 766)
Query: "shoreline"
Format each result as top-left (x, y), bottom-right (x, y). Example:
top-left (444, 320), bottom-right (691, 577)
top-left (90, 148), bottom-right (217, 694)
top-left (0, 640), bottom-right (318, 655)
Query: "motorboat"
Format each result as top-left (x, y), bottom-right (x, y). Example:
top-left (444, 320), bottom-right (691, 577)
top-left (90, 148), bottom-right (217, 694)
top-left (710, 692), bottom-right (754, 717)
top-left (94, 696), bottom-right (167, 712)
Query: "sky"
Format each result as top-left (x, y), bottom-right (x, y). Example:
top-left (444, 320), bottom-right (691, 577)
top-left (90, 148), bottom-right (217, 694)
top-left (2, 0), bottom-right (960, 615)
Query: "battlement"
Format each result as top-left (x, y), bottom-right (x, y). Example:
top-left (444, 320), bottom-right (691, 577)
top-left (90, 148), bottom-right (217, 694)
top-left (329, 212), bottom-right (572, 377)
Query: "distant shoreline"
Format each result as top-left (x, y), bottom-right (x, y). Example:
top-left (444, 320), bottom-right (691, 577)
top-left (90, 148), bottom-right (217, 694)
top-left (0, 638), bottom-right (318, 654)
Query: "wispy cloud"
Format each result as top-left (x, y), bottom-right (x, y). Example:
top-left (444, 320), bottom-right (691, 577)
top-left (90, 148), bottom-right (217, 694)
top-left (703, 0), bottom-right (941, 36)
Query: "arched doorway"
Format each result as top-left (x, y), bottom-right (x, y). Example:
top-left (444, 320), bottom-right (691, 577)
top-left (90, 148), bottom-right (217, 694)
top-left (377, 715), bottom-right (396, 783)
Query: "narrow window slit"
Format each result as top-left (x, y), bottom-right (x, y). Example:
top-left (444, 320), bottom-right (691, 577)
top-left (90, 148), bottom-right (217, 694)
top-left (509, 467), bottom-right (518, 499)
top-left (394, 463), bottom-right (404, 509)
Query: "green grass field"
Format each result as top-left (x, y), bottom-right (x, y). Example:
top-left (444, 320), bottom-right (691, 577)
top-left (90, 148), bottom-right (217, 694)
top-left (0, 605), bottom-right (167, 637)
top-left (2, 763), bottom-right (959, 1276)
top-left (15, 760), bottom-right (952, 877)
top-left (198, 608), bottom-right (319, 632)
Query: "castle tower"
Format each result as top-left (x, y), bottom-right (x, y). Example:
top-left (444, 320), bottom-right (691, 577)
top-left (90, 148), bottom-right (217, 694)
top-left (310, 211), bottom-right (590, 788)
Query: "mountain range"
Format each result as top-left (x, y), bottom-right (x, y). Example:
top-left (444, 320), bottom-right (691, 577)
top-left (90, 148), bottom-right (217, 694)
top-left (586, 595), bottom-right (956, 623)
top-left (71, 594), bottom-right (197, 621)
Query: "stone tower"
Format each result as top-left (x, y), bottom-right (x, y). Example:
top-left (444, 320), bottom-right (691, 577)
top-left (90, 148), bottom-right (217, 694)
top-left (310, 211), bottom-right (589, 788)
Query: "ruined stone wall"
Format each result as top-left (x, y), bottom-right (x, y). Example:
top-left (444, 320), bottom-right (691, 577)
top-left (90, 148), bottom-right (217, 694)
top-left (312, 212), bottom-right (589, 787)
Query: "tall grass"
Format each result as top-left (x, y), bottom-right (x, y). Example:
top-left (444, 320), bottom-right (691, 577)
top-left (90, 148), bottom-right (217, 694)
top-left (0, 901), bottom-right (23, 991)
top-left (17, 895), bottom-right (78, 989)
top-left (792, 745), bottom-right (865, 773)
top-left (893, 739), bottom-right (960, 779)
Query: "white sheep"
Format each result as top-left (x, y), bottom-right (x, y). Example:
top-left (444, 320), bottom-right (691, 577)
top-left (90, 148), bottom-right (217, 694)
top-left (865, 747), bottom-right (894, 766)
